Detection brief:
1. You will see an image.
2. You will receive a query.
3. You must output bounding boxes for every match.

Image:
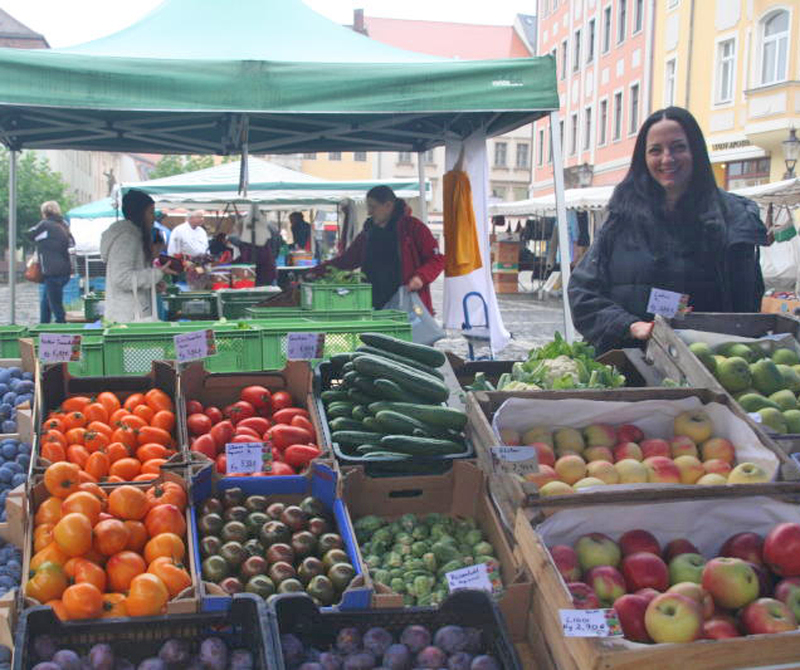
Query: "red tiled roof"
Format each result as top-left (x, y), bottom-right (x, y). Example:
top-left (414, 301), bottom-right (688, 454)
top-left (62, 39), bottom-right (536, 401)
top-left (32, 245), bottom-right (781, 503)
top-left (362, 16), bottom-right (531, 60)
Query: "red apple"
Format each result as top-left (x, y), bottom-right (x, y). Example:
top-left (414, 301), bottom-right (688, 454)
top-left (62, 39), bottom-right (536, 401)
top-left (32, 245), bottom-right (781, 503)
top-left (640, 439), bottom-right (671, 459)
top-left (619, 529), bottom-right (661, 557)
top-left (643, 456), bottom-right (681, 484)
top-left (774, 577), bottom-right (800, 603)
top-left (719, 532), bottom-right (764, 565)
top-left (613, 594), bottom-right (651, 642)
top-left (613, 442), bottom-right (643, 463)
top-left (741, 598), bottom-right (798, 635)
top-left (622, 552), bottom-right (669, 592)
top-left (702, 557), bottom-right (760, 610)
top-left (669, 436), bottom-right (698, 459)
top-left (764, 523), bottom-right (800, 577)
top-left (663, 539), bottom-right (700, 563)
top-left (617, 424), bottom-right (645, 444)
top-left (568, 582), bottom-right (601, 609)
top-left (748, 561), bottom-right (774, 598)
top-left (550, 545), bottom-right (581, 582)
top-left (530, 442), bottom-right (556, 468)
top-left (635, 588), bottom-right (661, 605)
top-left (668, 582), bottom-right (714, 619)
top-left (702, 617), bottom-right (741, 639)
top-left (586, 566), bottom-right (627, 607)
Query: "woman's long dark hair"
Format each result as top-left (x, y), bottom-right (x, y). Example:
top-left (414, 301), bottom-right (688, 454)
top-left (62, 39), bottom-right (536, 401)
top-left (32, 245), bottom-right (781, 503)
top-left (122, 189), bottom-right (155, 263)
top-left (607, 106), bottom-right (717, 225)
top-left (367, 185), bottom-right (407, 222)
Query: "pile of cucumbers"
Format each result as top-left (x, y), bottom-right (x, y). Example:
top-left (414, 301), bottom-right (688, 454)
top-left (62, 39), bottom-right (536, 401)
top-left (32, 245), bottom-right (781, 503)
top-left (320, 333), bottom-right (469, 461)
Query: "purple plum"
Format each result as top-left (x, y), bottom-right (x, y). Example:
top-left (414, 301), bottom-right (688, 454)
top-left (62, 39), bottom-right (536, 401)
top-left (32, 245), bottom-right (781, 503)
top-left (382, 644), bottom-right (411, 670)
top-left (462, 629), bottom-right (483, 654)
top-left (400, 626), bottom-right (431, 654)
top-left (33, 635), bottom-right (57, 661)
top-left (363, 628), bottom-right (393, 657)
top-left (32, 664), bottom-right (61, 670)
top-left (136, 660), bottom-right (166, 670)
top-left (336, 628), bottom-right (362, 655)
top-left (447, 652), bottom-right (474, 670)
top-left (342, 652), bottom-right (376, 670)
top-left (158, 639), bottom-right (191, 665)
top-left (319, 652), bottom-right (344, 670)
top-left (298, 664), bottom-right (323, 670)
top-left (199, 637), bottom-right (228, 670)
top-left (229, 649), bottom-right (255, 669)
top-left (52, 649), bottom-right (81, 670)
top-left (470, 656), bottom-right (500, 670)
top-left (281, 634), bottom-right (306, 667)
top-left (88, 644), bottom-right (115, 670)
top-left (433, 626), bottom-right (467, 654)
top-left (416, 646), bottom-right (447, 669)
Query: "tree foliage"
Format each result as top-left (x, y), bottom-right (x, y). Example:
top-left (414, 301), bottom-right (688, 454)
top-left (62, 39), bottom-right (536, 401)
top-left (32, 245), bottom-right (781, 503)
top-left (148, 154), bottom-right (216, 179)
top-left (0, 149), bottom-right (78, 249)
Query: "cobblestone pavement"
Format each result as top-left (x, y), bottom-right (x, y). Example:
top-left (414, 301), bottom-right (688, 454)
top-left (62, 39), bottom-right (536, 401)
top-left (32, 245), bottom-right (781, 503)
top-left (0, 275), bottom-right (569, 361)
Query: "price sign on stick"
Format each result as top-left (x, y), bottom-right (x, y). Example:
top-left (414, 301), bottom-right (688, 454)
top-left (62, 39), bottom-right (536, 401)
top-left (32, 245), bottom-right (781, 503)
top-left (174, 329), bottom-right (216, 363)
top-left (225, 442), bottom-right (271, 475)
top-left (39, 333), bottom-right (82, 363)
top-left (490, 446), bottom-right (539, 477)
top-left (287, 332), bottom-right (325, 360)
top-left (559, 609), bottom-right (624, 637)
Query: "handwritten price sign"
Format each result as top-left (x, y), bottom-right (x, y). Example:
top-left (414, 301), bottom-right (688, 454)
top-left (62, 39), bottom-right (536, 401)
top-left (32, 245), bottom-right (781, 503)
top-left (559, 609), bottom-right (623, 637)
top-left (39, 333), bottom-right (82, 364)
top-left (445, 563), bottom-right (494, 594)
top-left (490, 446), bottom-right (539, 477)
top-left (287, 332), bottom-right (325, 360)
top-left (225, 442), bottom-right (271, 475)
top-left (174, 329), bottom-right (217, 363)
top-left (647, 288), bottom-right (690, 319)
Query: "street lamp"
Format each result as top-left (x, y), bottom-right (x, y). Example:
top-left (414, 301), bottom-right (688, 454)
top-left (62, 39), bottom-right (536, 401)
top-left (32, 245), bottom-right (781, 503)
top-left (783, 128), bottom-right (799, 179)
top-left (576, 162), bottom-right (593, 188)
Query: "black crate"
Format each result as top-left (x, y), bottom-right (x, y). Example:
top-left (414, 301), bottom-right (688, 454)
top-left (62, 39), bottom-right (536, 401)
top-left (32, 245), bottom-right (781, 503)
top-left (272, 590), bottom-right (520, 670)
top-left (14, 594), bottom-right (277, 669)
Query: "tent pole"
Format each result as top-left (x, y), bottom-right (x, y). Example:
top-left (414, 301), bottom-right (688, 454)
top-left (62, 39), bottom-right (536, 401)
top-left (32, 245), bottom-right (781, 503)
top-left (548, 111), bottom-right (576, 343)
top-left (8, 149), bottom-right (17, 325)
top-left (85, 256), bottom-right (90, 298)
top-left (417, 152), bottom-right (428, 225)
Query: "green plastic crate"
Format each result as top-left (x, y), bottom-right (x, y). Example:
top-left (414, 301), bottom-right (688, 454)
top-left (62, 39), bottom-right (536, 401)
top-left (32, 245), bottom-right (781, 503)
top-left (83, 292), bottom-right (105, 321)
top-left (163, 292), bottom-right (218, 321)
top-left (300, 282), bottom-right (372, 311)
top-left (0, 326), bottom-right (26, 358)
top-left (217, 288), bottom-right (282, 319)
top-left (258, 318), bottom-right (412, 369)
top-left (103, 324), bottom-right (262, 375)
top-left (245, 307), bottom-right (409, 324)
top-left (28, 324), bottom-right (106, 377)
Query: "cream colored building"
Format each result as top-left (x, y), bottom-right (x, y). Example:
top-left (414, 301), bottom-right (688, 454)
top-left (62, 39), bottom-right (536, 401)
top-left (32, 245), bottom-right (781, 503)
top-left (651, 0), bottom-right (800, 189)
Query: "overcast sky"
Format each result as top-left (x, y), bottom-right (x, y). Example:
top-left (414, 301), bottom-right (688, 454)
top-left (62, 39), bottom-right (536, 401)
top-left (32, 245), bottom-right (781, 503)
top-left (3, 1), bottom-right (533, 48)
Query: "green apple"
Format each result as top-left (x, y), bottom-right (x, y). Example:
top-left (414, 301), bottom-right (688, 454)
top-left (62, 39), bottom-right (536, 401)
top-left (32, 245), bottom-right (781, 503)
top-left (574, 533), bottom-right (621, 571)
top-left (644, 593), bottom-right (703, 643)
top-left (669, 553), bottom-right (707, 585)
top-left (701, 557), bottom-right (759, 609)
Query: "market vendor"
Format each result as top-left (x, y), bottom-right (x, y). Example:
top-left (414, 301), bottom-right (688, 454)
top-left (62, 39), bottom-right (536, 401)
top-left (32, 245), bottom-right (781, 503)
top-left (311, 185), bottom-right (444, 312)
top-left (568, 106), bottom-right (766, 354)
top-left (289, 211), bottom-right (312, 252)
top-left (168, 210), bottom-right (209, 258)
top-left (228, 234), bottom-right (277, 286)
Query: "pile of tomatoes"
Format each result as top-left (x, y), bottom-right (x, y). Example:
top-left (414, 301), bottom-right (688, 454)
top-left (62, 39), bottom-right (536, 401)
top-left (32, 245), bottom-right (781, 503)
top-left (26, 461), bottom-right (191, 620)
top-left (187, 385), bottom-right (321, 476)
top-left (39, 389), bottom-right (178, 483)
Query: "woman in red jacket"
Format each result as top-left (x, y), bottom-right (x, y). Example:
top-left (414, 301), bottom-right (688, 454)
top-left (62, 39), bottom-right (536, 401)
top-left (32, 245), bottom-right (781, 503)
top-left (319, 185), bottom-right (444, 313)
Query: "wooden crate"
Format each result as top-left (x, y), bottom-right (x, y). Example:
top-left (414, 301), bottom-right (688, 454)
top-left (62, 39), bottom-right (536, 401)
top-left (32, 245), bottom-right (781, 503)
top-left (493, 273), bottom-right (519, 294)
top-left (761, 296), bottom-right (800, 316)
top-left (514, 495), bottom-right (800, 670)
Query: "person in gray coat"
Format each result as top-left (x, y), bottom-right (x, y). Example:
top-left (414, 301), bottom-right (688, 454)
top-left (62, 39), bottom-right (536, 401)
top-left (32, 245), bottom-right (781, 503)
top-left (568, 106), bottom-right (766, 354)
top-left (27, 201), bottom-right (74, 323)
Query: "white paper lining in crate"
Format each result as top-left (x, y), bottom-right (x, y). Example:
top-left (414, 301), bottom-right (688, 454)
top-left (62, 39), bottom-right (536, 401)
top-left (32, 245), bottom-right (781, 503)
top-left (491, 396), bottom-right (780, 482)
top-left (675, 329), bottom-right (800, 356)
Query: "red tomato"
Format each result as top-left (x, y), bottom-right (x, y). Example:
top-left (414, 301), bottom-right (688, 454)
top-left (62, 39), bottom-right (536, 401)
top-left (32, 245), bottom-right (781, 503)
top-left (191, 434), bottom-right (217, 459)
top-left (272, 407), bottom-right (310, 425)
top-left (215, 454), bottom-right (227, 474)
top-left (284, 444), bottom-right (322, 470)
top-left (186, 413), bottom-right (213, 436)
top-left (271, 425), bottom-right (313, 451)
top-left (291, 415), bottom-right (315, 435)
top-left (267, 461), bottom-right (296, 476)
top-left (257, 406), bottom-right (273, 419)
top-left (186, 400), bottom-right (204, 415)
top-left (237, 417), bottom-right (271, 435)
top-left (209, 420), bottom-right (235, 449)
top-left (230, 434), bottom-right (262, 444)
top-left (223, 401), bottom-right (256, 425)
top-left (239, 386), bottom-right (273, 413)
top-left (271, 391), bottom-right (294, 412)
top-left (204, 406), bottom-right (223, 425)
top-left (234, 426), bottom-right (261, 439)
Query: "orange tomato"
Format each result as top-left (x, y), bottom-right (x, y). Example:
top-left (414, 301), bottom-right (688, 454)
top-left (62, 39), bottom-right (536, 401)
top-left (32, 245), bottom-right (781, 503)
top-left (64, 557), bottom-right (107, 592)
top-left (123, 520), bottom-right (148, 553)
top-left (145, 481), bottom-right (186, 511)
top-left (109, 457), bottom-right (141, 481)
top-left (61, 396), bottom-right (91, 413)
top-left (35, 496), bottom-right (63, 526)
top-left (40, 440), bottom-right (66, 464)
top-left (94, 518), bottom-right (130, 556)
top-left (45, 599), bottom-right (70, 621)
top-left (123, 393), bottom-right (146, 413)
top-left (34, 524), bottom-right (55, 552)
top-left (61, 491), bottom-right (102, 525)
top-left (100, 592), bottom-right (128, 618)
top-left (147, 556), bottom-right (191, 598)
top-left (126, 573), bottom-right (169, 616)
top-left (136, 426), bottom-right (171, 447)
top-left (143, 532), bottom-right (185, 564)
top-left (151, 410), bottom-right (176, 433)
top-left (64, 427), bottom-right (87, 446)
top-left (31, 542), bottom-right (69, 571)
top-left (66, 444), bottom-right (90, 469)
top-left (83, 547), bottom-right (108, 567)
top-left (133, 404), bottom-right (155, 424)
top-left (106, 550), bottom-right (146, 592)
top-left (85, 451), bottom-right (110, 481)
top-left (106, 441), bottom-right (132, 464)
top-left (144, 389), bottom-right (174, 413)
top-left (26, 561), bottom-right (68, 603)
top-left (84, 430), bottom-right (110, 453)
top-left (43, 428), bottom-right (67, 448)
top-left (44, 462), bottom-right (81, 499)
top-left (83, 403), bottom-right (109, 424)
top-left (108, 485), bottom-right (149, 520)
top-left (109, 408), bottom-right (130, 426)
top-left (141, 458), bottom-right (166, 475)
top-left (97, 391), bottom-right (122, 415)
top-left (63, 411), bottom-right (87, 430)
top-left (42, 416), bottom-right (66, 433)
top-left (77, 470), bottom-right (98, 484)
top-left (106, 475), bottom-right (124, 484)
top-left (63, 582), bottom-right (103, 619)
top-left (53, 512), bottom-right (93, 557)
top-left (136, 443), bottom-right (168, 463)
top-left (145, 504), bottom-right (186, 538)
top-left (120, 414), bottom-right (147, 432)
top-left (79, 482), bottom-right (108, 508)
top-left (134, 473), bottom-right (158, 482)
top-left (88, 421), bottom-right (113, 438)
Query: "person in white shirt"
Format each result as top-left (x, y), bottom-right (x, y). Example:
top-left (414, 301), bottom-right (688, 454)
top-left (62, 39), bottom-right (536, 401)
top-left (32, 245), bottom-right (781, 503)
top-left (167, 210), bottom-right (209, 257)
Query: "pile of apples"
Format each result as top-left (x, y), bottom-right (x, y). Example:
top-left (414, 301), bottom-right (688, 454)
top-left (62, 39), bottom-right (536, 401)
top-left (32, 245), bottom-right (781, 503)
top-left (549, 522), bottom-right (800, 643)
top-left (499, 410), bottom-right (770, 495)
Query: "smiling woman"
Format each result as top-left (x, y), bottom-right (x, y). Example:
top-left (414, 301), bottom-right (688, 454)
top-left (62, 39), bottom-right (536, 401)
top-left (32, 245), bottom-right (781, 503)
top-left (567, 106), bottom-right (768, 354)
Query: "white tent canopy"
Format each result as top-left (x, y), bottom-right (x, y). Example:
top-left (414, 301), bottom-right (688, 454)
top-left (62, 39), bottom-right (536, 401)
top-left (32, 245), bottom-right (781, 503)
top-left (489, 186), bottom-right (615, 217)
top-left (731, 178), bottom-right (800, 207)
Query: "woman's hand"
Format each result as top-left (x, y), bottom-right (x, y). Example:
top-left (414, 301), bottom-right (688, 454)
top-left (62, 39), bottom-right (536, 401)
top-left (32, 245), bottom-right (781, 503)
top-left (406, 275), bottom-right (424, 292)
top-left (629, 321), bottom-right (654, 341)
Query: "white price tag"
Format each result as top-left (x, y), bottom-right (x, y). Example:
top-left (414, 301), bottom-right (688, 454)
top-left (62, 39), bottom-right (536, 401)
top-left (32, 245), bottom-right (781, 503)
top-left (490, 446), bottom-right (539, 477)
top-left (225, 442), bottom-right (270, 475)
top-left (647, 288), bottom-right (689, 319)
top-left (174, 329), bottom-right (216, 363)
top-left (559, 609), bottom-right (624, 637)
top-left (445, 563), bottom-right (493, 594)
top-left (39, 333), bottom-right (82, 363)
top-left (287, 332), bottom-right (325, 360)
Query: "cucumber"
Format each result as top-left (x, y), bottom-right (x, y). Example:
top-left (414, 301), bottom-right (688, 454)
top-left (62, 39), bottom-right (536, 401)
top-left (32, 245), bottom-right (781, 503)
top-left (359, 451), bottom-right (412, 460)
top-left (342, 361), bottom-right (355, 375)
top-left (375, 410), bottom-right (430, 436)
top-left (353, 375), bottom-right (380, 395)
top-left (380, 434), bottom-right (465, 455)
top-left (360, 333), bottom-right (446, 368)
top-left (332, 430), bottom-right (386, 447)
top-left (353, 355), bottom-right (449, 403)
top-left (321, 389), bottom-right (349, 404)
top-left (355, 444), bottom-right (385, 454)
top-left (326, 402), bottom-right (355, 419)
top-left (355, 345), bottom-right (444, 380)
top-left (343, 370), bottom-right (359, 386)
top-left (372, 378), bottom-right (410, 401)
top-left (347, 388), bottom-right (375, 405)
top-left (352, 405), bottom-right (370, 422)
top-left (368, 401), bottom-right (394, 415)
top-left (377, 402), bottom-right (467, 431)
top-left (330, 353), bottom-right (353, 369)
top-left (329, 417), bottom-right (367, 432)
top-left (361, 416), bottom-right (384, 433)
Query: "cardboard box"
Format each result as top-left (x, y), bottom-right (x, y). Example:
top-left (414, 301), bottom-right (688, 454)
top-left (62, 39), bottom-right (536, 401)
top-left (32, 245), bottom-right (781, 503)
top-left (492, 241), bottom-right (520, 263)
top-left (761, 296), bottom-right (800, 315)
top-left (493, 274), bottom-right (519, 294)
top-left (189, 461), bottom-right (370, 611)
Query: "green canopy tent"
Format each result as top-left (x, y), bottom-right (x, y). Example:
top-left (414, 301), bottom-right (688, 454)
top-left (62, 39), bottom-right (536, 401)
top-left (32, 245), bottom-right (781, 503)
top-left (0, 0), bottom-right (571, 337)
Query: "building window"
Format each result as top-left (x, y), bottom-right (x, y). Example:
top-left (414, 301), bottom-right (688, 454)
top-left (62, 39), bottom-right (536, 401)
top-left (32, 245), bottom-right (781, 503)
top-left (561, 40), bottom-right (568, 79)
top-left (328, 152), bottom-right (341, 161)
top-left (726, 157), bottom-right (771, 190)
top-left (491, 186), bottom-right (506, 200)
top-left (494, 142), bottom-right (508, 167)
top-left (570, 113), bottom-right (579, 155)
top-left (397, 151), bottom-right (412, 163)
top-left (549, 127), bottom-right (554, 163)
top-left (516, 143), bottom-right (530, 169)
top-left (573, 29), bottom-right (582, 72)
top-left (513, 186), bottom-right (529, 201)
top-left (537, 128), bottom-right (545, 166)
top-left (583, 106), bottom-right (593, 151)
top-left (613, 91), bottom-right (623, 141)
top-left (587, 19), bottom-right (596, 62)
top-left (598, 99), bottom-right (608, 146)
top-left (353, 151), bottom-right (367, 162)
top-left (303, 153), bottom-right (316, 159)
top-left (629, 84), bottom-right (640, 135)
top-left (668, 0), bottom-right (679, 8)
top-left (617, 0), bottom-right (627, 44)
top-left (716, 39), bottom-right (736, 103)
top-left (602, 6), bottom-right (612, 53)
top-left (760, 9), bottom-right (789, 85)
top-left (423, 149), bottom-right (435, 163)
top-left (665, 58), bottom-right (676, 106)
top-left (633, 0), bottom-right (644, 33)
top-left (559, 119), bottom-right (565, 155)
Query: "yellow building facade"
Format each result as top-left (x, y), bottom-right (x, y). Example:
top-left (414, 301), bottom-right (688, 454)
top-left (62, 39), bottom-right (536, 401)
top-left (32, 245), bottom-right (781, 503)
top-left (651, 0), bottom-right (799, 189)
top-left (298, 151), bottom-right (374, 180)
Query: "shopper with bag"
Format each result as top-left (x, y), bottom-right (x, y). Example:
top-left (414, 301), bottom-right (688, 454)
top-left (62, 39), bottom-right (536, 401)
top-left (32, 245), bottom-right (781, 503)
top-left (100, 190), bottom-right (179, 323)
top-left (26, 201), bottom-right (74, 324)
